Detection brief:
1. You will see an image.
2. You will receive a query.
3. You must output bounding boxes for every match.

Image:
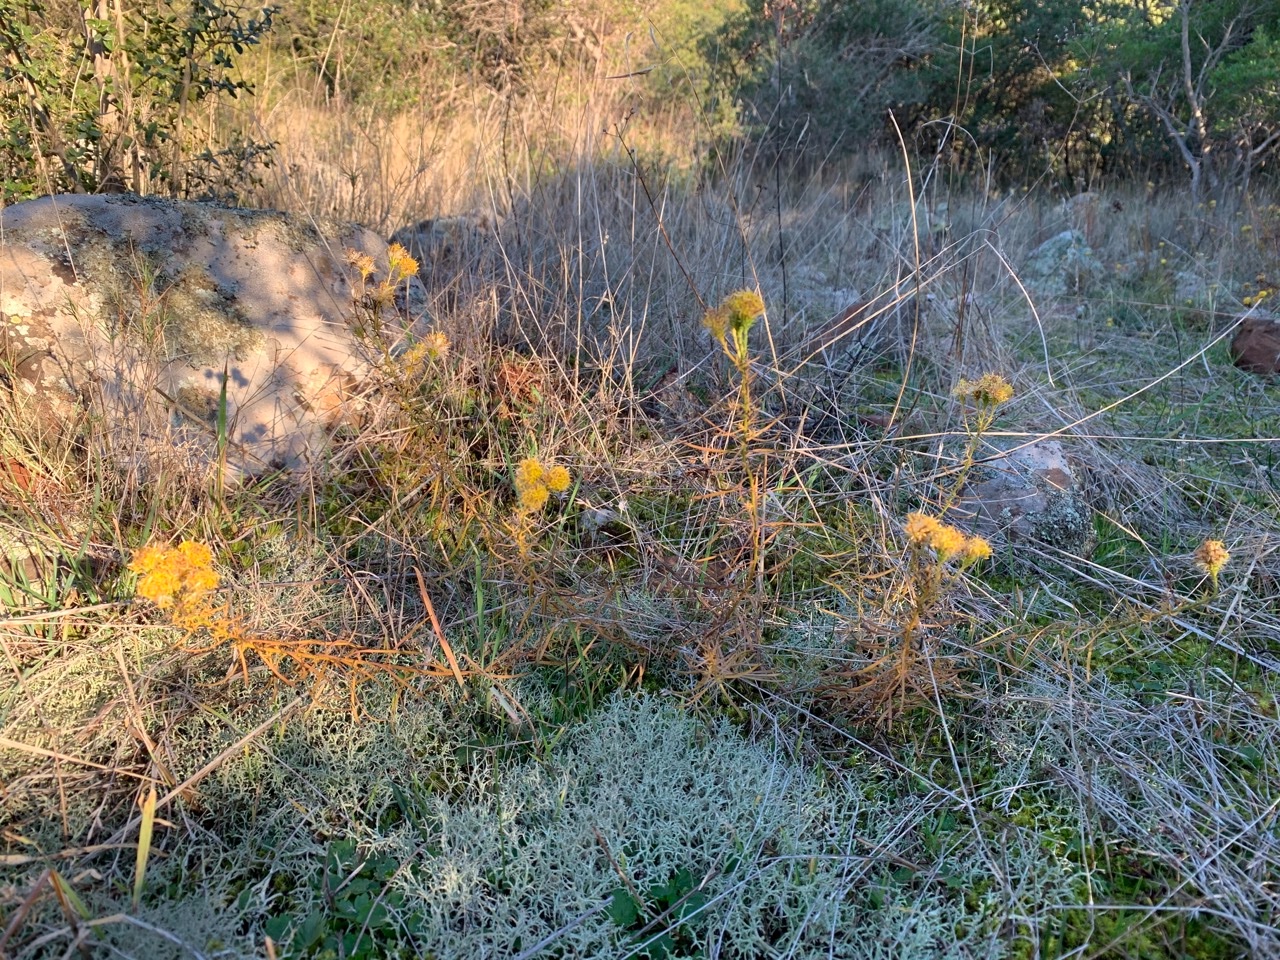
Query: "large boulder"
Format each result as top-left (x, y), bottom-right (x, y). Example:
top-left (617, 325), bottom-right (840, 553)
top-left (0, 194), bottom-right (427, 479)
top-left (389, 213), bottom-right (494, 279)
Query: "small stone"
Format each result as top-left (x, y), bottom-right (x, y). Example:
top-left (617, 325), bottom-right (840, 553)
top-left (949, 438), bottom-right (1095, 559)
top-left (1022, 230), bottom-right (1103, 296)
top-left (1230, 314), bottom-right (1280, 374)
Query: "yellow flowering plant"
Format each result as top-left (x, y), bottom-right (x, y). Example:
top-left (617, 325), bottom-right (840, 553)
top-left (508, 456), bottom-right (573, 559)
top-left (1193, 538), bottom-right (1230, 594)
top-left (130, 541), bottom-right (223, 632)
top-left (937, 372), bottom-right (1016, 519)
top-left (345, 244), bottom-right (421, 352)
top-left (386, 242), bottom-right (420, 284)
top-left (829, 511), bottom-right (994, 722)
top-left (514, 456), bottom-right (571, 513)
top-left (903, 511), bottom-right (992, 571)
top-left (954, 374), bottom-right (1014, 436)
top-left (400, 331), bottom-right (452, 382)
top-left (130, 539), bottom-right (439, 716)
top-left (703, 289), bottom-right (765, 374)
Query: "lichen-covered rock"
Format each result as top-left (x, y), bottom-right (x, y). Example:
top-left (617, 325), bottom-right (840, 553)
top-left (950, 438), bottom-right (1095, 559)
top-left (1022, 229), bottom-right (1102, 296)
top-left (0, 194), bottom-right (427, 479)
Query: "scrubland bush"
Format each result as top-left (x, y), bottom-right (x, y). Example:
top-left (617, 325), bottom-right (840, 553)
top-left (0, 0), bottom-right (275, 200)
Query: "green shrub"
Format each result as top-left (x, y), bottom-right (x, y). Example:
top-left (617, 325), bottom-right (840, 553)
top-left (0, 0), bottom-right (275, 201)
top-left (709, 0), bottom-right (937, 156)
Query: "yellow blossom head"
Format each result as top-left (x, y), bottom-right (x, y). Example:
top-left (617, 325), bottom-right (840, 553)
top-left (422, 330), bottom-right (450, 360)
top-left (130, 540), bottom-right (219, 611)
top-left (129, 543), bottom-right (168, 575)
top-left (928, 524), bottom-right (968, 561)
top-left (177, 540), bottom-right (212, 567)
top-left (722, 290), bottom-right (765, 336)
top-left (518, 482), bottom-right (550, 512)
top-left (402, 342), bottom-right (429, 370)
top-left (515, 457), bottom-right (544, 492)
top-left (387, 243), bottom-right (420, 282)
top-left (904, 512), bottom-right (943, 546)
top-left (955, 373), bottom-right (1014, 407)
top-left (704, 290), bottom-right (765, 361)
top-left (960, 535), bottom-right (992, 567)
top-left (702, 304), bottom-right (730, 349)
top-left (345, 249), bottom-right (376, 282)
top-left (1193, 539), bottom-right (1230, 578)
top-left (544, 464), bottom-right (571, 493)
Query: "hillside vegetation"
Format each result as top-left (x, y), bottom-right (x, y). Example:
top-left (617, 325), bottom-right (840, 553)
top-left (2, 1), bottom-right (1279, 958)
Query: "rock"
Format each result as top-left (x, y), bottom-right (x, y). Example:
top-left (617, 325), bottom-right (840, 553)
top-left (1174, 269), bottom-right (1216, 305)
top-left (1022, 229), bottom-right (1102, 296)
top-left (390, 214), bottom-right (494, 279)
top-left (0, 194), bottom-right (427, 480)
top-left (949, 438), bottom-right (1095, 558)
top-left (871, 201), bottom-right (950, 239)
top-left (804, 288), bottom-right (928, 365)
top-left (1230, 313), bottom-right (1280, 374)
top-left (1061, 191), bottom-right (1100, 216)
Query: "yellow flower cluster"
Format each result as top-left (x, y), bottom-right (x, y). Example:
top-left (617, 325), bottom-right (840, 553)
top-left (954, 373), bottom-right (1014, 407)
top-left (402, 331), bottom-right (451, 371)
top-left (1193, 539), bottom-right (1230, 578)
top-left (514, 457), bottom-right (571, 512)
top-left (387, 243), bottom-right (420, 283)
top-left (702, 303), bottom-right (729, 347)
top-left (421, 330), bottom-right (450, 360)
top-left (346, 250), bottom-right (376, 281)
top-left (723, 290), bottom-right (765, 325)
top-left (903, 512), bottom-right (992, 566)
top-left (345, 245), bottom-right (419, 300)
top-left (130, 541), bottom-right (219, 611)
top-left (703, 289), bottom-right (765, 360)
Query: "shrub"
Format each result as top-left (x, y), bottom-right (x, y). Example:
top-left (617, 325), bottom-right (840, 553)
top-left (0, 0), bottom-right (275, 201)
top-left (708, 0), bottom-right (937, 156)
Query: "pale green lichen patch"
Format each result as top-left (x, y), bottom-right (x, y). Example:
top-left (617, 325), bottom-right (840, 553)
top-left (44, 214), bottom-right (262, 364)
top-left (159, 267), bottom-right (262, 365)
top-left (173, 383), bottom-right (223, 425)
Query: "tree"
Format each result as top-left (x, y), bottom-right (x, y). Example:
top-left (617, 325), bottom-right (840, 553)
top-left (1098, 0), bottom-right (1280, 199)
top-left (710, 0), bottom-right (939, 155)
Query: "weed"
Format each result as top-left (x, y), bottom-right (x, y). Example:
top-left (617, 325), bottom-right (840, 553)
top-left (128, 539), bottom-right (444, 718)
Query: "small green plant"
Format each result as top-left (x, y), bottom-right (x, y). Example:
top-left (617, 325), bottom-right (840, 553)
top-left (265, 839), bottom-right (421, 959)
top-left (607, 866), bottom-right (712, 959)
